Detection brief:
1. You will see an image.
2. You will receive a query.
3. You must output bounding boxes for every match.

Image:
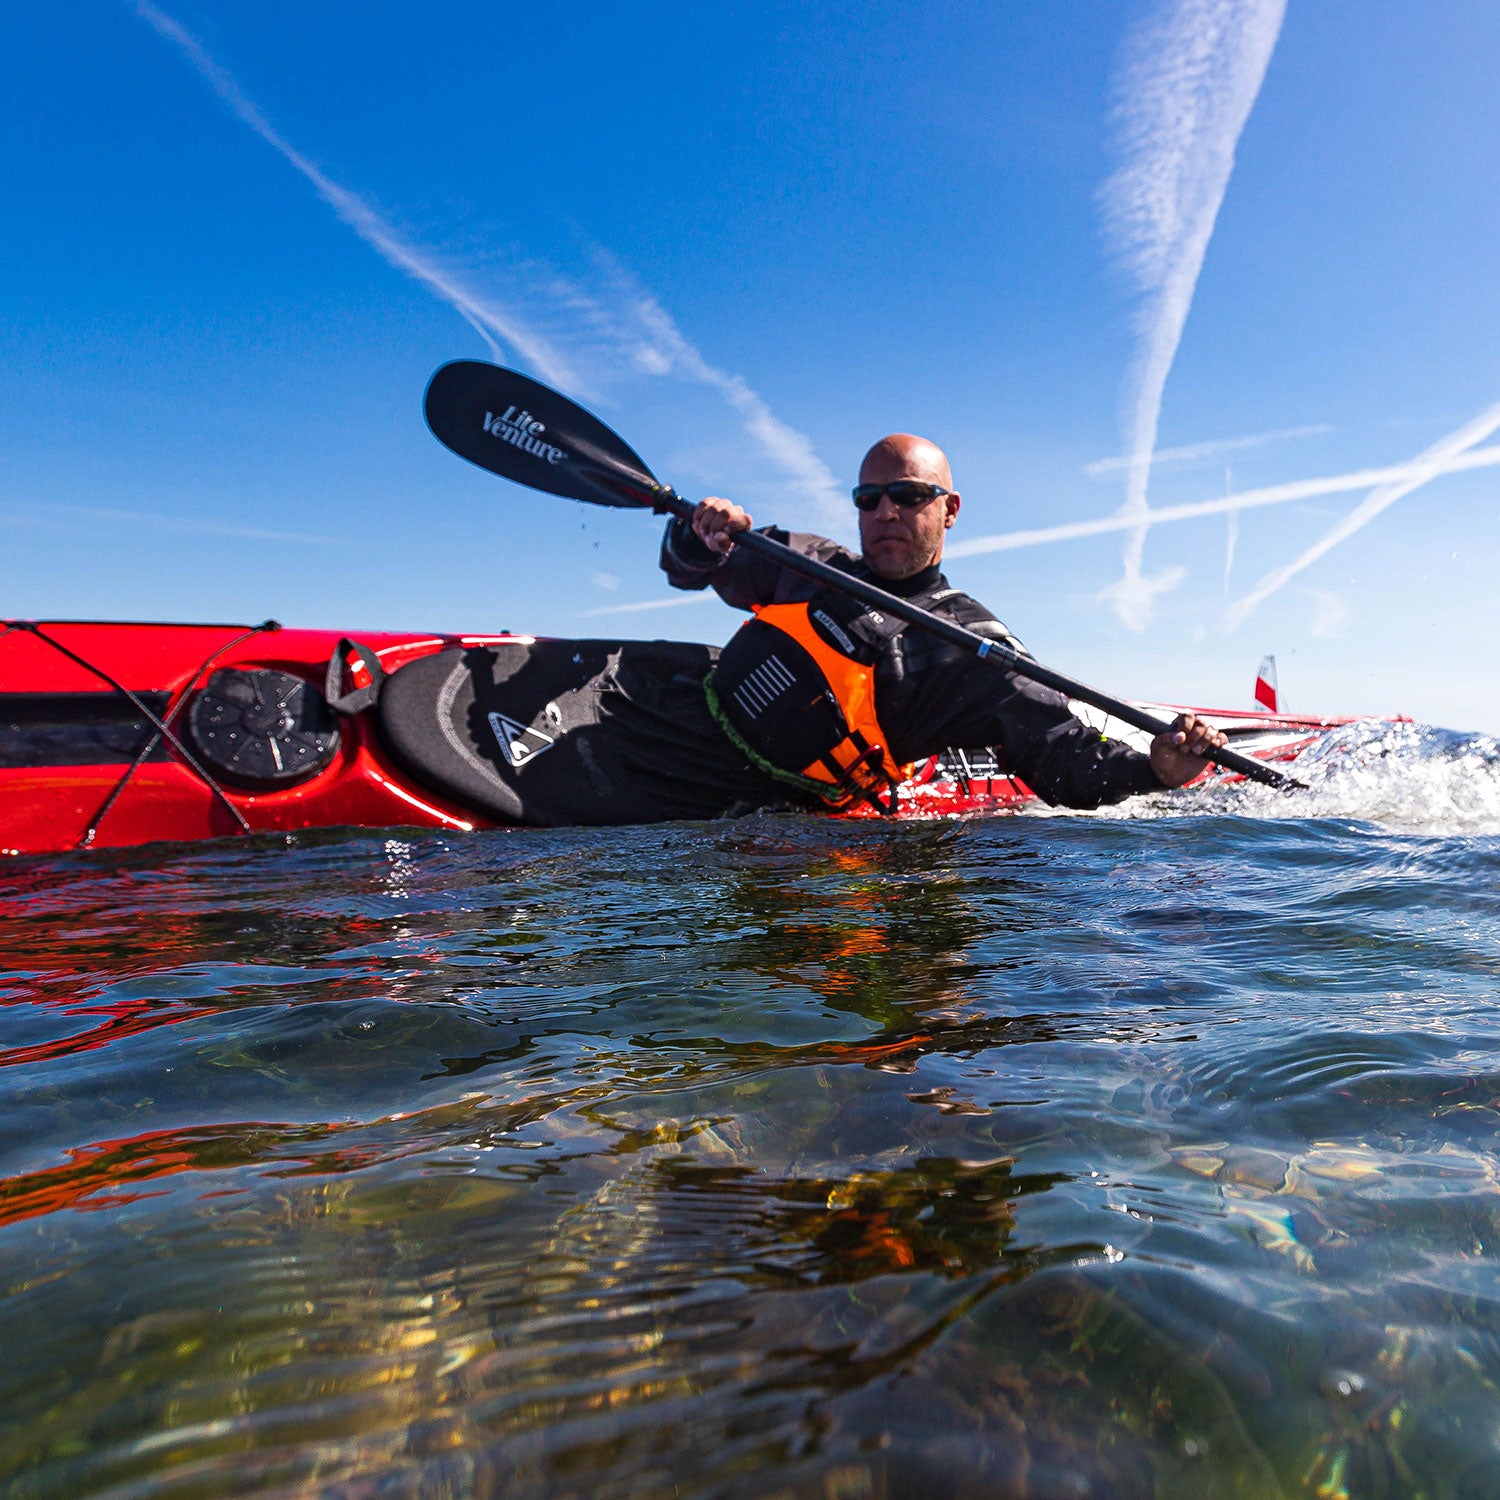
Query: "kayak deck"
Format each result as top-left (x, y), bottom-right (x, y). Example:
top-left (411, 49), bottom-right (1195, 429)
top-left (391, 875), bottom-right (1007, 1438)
top-left (1, 619), bottom-right (1381, 854)
top-left (2, 621), bottom-right (490, 853)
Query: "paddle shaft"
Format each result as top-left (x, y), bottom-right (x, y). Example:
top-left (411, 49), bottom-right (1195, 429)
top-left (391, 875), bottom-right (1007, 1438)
top-left (653, 489), bottom-right (1301, 792)
top-left (421, 361), bottom-right (1303, 792)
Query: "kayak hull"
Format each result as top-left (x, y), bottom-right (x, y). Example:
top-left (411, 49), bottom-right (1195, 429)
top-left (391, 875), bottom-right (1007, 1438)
top-left (1, 619), bottom-right (1376, 855)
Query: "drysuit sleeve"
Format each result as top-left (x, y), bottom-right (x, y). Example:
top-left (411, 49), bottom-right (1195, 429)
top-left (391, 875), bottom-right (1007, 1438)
top-left (952, 672), bottom-right (1164, 808)
top-left (882, 598), bottom-right (1165, 809)
top-left (659, 519), bottom-right (859, 611)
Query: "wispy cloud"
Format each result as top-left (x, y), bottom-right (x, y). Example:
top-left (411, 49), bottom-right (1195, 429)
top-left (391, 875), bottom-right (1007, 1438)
top-left (1083, 422), bottom-right (1330, 477)
top-left (130, 1), bottom-right (577, 387)
top-left (1099, 0), bottom-right (1287, 627)
top-left (0, 501), bottom-right (336, 545)
top-left (578, 593), bottom-right (720, 619)
top-left (548, 256), bottom-right (848, 534)
top-left (131, 4), bottom-right (842, 528)
top-left (1221, 508), bottom-right (1239, 592)
top-left (947, 443), bottom-right (1500, 557)
top-left (1225, 398), bottom-right (1500, 627)
top-left (1306, 588), bottom-right (1349, 639)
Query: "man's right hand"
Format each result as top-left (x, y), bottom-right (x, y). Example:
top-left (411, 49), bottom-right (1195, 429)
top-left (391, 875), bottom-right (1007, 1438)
top-left (692, 497), bottom-right (754, 555)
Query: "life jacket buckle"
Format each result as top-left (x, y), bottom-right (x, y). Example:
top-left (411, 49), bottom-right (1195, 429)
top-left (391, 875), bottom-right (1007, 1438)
top-left (823, 735), bottom-right (902, 815)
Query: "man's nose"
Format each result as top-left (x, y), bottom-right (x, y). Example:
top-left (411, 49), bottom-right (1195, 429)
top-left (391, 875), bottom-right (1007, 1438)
top-left (874, 494), bottom-right (904, 519)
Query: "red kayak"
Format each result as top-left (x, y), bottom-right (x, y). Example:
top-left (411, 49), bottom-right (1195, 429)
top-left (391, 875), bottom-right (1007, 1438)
top-left (1, 619), bottom-right (1369, 856)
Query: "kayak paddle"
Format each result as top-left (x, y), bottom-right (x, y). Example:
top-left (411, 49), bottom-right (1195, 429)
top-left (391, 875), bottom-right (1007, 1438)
top-left (424, 359), bottom-right (1304, 792)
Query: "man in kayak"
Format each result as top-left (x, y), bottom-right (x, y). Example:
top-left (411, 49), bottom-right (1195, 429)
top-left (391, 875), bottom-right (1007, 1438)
top-left (377, 433), bottom-right (1226, 828)
top-left (659, 432), bottom-right (1226, 811)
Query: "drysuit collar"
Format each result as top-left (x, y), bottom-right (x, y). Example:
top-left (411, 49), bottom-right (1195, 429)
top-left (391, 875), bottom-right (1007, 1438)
top-left (859, 559), bottom-right (946, 598)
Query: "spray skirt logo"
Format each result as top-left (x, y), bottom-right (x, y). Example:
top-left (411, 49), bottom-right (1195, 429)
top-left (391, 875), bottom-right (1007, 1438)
top-left (483, 407), bottom-right (569, 464)
top-left (488, 711), bottom-right (555, 768)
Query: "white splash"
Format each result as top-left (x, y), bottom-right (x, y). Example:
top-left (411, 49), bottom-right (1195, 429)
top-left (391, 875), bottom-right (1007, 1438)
top-left (1232, 721), bottom-right (1500, 837)
top-left (1088, 720), bottom-right (1500, 838)
top-left (1100, 0), bottom-right (1287, 628)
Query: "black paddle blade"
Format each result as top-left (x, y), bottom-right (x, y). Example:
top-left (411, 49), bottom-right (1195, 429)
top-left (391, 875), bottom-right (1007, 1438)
top-left (424, 360), bottom-right (662, 509)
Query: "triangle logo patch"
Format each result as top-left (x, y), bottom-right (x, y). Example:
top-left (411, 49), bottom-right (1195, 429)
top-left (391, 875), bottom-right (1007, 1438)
top-left (487, 711), bottom-right (555, 768)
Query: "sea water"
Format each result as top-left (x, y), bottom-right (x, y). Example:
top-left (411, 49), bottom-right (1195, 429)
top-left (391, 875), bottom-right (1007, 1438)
top-left (2, 724), bottom-right (1499, 1498)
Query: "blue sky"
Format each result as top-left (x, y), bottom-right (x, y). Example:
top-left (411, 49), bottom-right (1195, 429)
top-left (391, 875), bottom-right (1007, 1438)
top-left (4, 1), bottom-right (1497, 730)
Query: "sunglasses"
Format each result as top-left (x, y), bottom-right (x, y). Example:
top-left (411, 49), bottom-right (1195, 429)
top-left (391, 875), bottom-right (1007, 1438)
top-left (851, 480), bottom-right (950, 512)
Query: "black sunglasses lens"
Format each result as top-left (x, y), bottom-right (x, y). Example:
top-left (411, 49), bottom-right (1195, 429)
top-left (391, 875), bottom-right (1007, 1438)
top-left (888, 482), bottom-right (937, 506)
top-left (852, 482), bottom-right (943, 510)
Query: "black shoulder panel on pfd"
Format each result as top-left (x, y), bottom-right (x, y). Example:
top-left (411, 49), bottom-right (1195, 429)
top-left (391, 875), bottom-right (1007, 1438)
top-left (709, 619), bottom-right (851, 772)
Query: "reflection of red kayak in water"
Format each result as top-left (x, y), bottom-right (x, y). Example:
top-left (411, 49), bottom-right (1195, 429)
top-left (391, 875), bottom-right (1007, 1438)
top-left (2, 619), bottom-right (1383, 855)
top-left (0, 1108), bottom-right (456, 1230)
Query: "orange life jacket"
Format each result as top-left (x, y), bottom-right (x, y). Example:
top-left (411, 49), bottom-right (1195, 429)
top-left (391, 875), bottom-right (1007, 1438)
top-left (706, 595), bottom-right (915, 812)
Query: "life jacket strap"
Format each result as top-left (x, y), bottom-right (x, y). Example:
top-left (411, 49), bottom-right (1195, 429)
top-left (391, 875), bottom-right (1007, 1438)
top-left (703, 674), bottom-right (854, 806)
top-left (816, 729), bottom-right (903, 815)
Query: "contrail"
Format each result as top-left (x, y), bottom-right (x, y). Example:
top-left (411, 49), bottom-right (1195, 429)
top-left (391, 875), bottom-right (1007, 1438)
top-left (133, 2), bottom-right (580, 389)
top-left (579, 593), bottom-right (720, 619)
top-left (634, 299), bottom-right (847, 536)
top-left (1083, 422), bottom-right (1330, 477)
top-left (946, 444), bottom-right (1500, 557)
top-left (582, 434), bottom-right (1500, 620)
top-left (1225, 399), bottom-right (1500, 628)
top-left (131, 3), bottom-right (844, 528)
top-left (0, 501), bottom-right (336, 546)
top-left (1222, 505), bottom-right (1239, 593)
top-left (1099, 0), bottom-right (1287, 627)
top-left (551, 256), bottom-right (849, 534)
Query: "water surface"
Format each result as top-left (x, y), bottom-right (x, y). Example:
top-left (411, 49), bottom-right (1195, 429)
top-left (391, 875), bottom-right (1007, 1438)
top-left (3, 724), bottom-right (1500, 1497)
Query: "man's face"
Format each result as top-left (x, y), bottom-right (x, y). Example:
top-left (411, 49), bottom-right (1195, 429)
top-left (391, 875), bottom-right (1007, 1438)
top-left (856, 442), bottom-right (961, 580)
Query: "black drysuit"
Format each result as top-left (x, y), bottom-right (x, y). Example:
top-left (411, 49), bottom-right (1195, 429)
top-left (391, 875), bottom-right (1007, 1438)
top-left (383, 522), bottom-right (1163, 827)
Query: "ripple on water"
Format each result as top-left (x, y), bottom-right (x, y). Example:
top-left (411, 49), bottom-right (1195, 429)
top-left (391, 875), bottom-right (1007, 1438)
top-left (1, 793), bottom-right (1499, 1496)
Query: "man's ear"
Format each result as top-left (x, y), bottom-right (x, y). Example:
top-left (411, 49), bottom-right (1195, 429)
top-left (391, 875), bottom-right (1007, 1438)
top-left (944, 492), bottom-right (961, 529)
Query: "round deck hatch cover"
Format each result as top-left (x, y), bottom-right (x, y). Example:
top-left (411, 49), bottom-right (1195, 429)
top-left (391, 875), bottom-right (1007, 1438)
top-left (189, 668), bottom-right (340, 787)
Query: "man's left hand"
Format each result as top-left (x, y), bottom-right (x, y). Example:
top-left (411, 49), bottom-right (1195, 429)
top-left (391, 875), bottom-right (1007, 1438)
top-left (1149, 712), bottom-right (1229, 789)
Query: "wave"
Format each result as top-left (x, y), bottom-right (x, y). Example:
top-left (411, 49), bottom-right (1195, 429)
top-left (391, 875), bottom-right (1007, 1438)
top-left (1103, 718), bottom-right (1500, 836)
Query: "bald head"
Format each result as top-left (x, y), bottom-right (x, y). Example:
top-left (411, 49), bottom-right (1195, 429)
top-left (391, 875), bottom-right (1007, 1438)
top-left (855, 433), bottom-right (961, 580)
top-left (858, 434), bottom-right (953, 491)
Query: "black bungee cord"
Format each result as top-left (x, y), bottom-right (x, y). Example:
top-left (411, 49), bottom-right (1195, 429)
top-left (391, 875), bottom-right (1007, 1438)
top-left (3, 619), bottom-right (282, 847)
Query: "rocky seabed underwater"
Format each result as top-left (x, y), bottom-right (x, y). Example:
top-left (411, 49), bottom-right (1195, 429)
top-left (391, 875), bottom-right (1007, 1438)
top-left (3, 720), bottom-right (1500, 1498)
